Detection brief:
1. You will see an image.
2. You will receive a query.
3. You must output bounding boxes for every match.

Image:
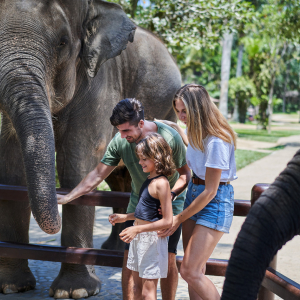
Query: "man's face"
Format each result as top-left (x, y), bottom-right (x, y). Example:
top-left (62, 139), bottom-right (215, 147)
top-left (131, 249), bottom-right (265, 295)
top-left (116, 121), bottom-right (144, 143)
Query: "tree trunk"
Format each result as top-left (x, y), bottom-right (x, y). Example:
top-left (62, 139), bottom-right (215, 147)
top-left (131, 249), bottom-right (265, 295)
top-left (233, 44), bottom-right (244, 122)
top-left (267, 76), bottom-right (275, 134)
top-left (130, 0), bottom-right (139, 18)
top-left (282, 64), bottom-right (289, 113)
top-left (219, 32), bottom-right (234, 119)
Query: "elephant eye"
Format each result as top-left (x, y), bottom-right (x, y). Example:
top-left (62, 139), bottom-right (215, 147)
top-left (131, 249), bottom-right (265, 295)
top-left (58, 36), bottom-right (69, 47)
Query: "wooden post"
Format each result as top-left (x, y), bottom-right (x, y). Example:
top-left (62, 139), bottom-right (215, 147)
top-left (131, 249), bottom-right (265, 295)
top-left (251, 184), bottom-right (277, 300)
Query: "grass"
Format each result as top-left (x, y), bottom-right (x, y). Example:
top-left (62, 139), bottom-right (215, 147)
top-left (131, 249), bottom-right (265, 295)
top-left (97, 181), bottom-right (111, 191)
top-left (235, 129), bottom-right (300, 143)
top-left (235, 149), bottom-right (269, 170)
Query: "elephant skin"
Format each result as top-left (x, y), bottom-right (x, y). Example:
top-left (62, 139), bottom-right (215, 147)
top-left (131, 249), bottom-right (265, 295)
top-left (0, 0), bottom-right (181, 298)
top-left (221, 149), bottom-right (300, 300)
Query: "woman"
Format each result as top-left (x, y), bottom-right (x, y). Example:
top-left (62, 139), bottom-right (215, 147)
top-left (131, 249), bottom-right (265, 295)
top-left (158, 84), bottom-right (237, 300)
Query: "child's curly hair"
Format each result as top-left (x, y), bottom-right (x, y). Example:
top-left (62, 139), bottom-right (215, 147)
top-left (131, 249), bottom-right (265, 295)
top-left (136, 133), bottom-right (176, 177)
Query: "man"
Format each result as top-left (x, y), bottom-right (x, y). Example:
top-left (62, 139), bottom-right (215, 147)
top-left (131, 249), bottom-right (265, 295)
top-left (57, 98), bottom-right (191, 300)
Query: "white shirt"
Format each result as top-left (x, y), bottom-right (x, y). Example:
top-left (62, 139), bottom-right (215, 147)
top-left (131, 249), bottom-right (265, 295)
top-left (186, 134), bottom-right (237, 182)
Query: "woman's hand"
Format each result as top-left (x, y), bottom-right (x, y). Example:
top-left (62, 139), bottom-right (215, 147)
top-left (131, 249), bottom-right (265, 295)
top-left (154, 118), bottom-right (188, 146)
top-left (119, 226), bottom-right (139, 243)
top-left (57, 194), bottom-right (72, 205)
top-left (109, 214), bottom-right (127, 226)
top-left (158, 215), bottom-right (181, 237)
top-left (154, 118), bottom-right (179, 130)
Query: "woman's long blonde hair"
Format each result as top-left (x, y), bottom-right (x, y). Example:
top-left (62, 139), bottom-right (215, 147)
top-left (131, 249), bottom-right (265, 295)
top-left (173, 84), bottom-right (237, 151)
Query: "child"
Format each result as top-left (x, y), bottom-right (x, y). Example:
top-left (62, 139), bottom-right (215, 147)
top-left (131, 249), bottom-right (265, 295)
top-left (109, 133), bottom-right (175, 300)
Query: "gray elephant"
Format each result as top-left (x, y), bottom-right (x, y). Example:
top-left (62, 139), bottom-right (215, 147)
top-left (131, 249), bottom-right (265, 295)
top-left (221, 149), bottom-right (300, 299)
top-left (0, 0), bottom-right (181, 298)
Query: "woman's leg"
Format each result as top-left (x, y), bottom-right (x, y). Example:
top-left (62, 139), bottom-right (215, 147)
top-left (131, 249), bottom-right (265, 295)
top-left (180, 224), bottom-right (224, 300)
top-left (132, 271), bottom-right (143, 300)
top-left (141, 278), bottom-right (158, 300)
top-left (182, 219), bottom-right (203, 300)
top-left (182, 219), bottom-right (196, 250)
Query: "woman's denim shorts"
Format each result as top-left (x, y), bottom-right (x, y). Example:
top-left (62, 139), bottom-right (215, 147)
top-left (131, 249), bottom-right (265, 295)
top-left (184, 179), bottom-right (234, 233)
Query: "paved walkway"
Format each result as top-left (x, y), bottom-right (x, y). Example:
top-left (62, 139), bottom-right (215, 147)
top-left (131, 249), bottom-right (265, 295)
top-left (1, 135), bottom-right (300, 299)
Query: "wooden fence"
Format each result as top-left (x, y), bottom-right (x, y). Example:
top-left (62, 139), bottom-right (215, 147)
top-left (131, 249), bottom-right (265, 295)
top-left (0, 184), bottom-right (299, 299)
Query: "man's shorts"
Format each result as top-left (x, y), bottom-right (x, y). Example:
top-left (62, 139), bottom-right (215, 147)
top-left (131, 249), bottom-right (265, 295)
top-left (124, 220), bottom-right (182, 255)
top-left (127, 231), bottom-right (168, 279)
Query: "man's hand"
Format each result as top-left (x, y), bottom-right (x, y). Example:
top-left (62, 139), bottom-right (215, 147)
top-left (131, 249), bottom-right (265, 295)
top-left (158, 215), bottom-right (181, 237)
top-left (109, 214), bottom-right (127, 226)
top-left (119, 226), bottom-right (138, 243)
top-left (57, 194), bottom-right (72, 205)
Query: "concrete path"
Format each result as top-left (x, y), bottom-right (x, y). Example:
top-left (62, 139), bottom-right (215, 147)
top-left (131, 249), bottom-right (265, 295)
top-left (1, 135), bottom-right (300, 299)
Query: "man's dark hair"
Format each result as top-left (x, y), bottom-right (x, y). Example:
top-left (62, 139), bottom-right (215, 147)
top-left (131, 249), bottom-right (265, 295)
top-left (110, 98), bottom-right (144, 127)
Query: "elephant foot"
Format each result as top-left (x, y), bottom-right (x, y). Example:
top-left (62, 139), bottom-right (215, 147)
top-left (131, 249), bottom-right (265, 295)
top-left (49, 264), bottom-right (101, 299)
top-left (0, 261), bottom-right (36, 294)
top-left (101, 209), bottom-right (126, 251)
top-left (101, 232), bottom-right (126, 251)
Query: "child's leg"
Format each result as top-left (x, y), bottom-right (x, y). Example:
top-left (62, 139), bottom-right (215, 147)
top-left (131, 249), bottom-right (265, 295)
top-left (141, 278), bottom-right (158, 300)
top-left (132, 271), bottom-right (143, 300)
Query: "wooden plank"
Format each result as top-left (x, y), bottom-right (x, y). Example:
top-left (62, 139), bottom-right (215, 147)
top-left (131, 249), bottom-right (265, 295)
top-left (176, 256), bottom-right (228, 276)
top-left (262, 268), bottom-right (300, 300)
top-left (0, 242), bottom-right (227, 274)
top-left (0, 241), bottom-right (124, 267)
top-left (233, 199), bottom-right (251, 216)
top-left (0, 184), bottom-right (130, 208)
top-left (0, 185), bottom-right (250, 215)
top-left (1, 241), bottom-right (300, 300)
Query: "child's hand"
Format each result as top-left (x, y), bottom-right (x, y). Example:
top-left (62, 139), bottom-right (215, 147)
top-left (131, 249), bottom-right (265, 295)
top-left (119, 227), bottom-right (138, 243)
top-left (109, 214), bottom-right (127, 226)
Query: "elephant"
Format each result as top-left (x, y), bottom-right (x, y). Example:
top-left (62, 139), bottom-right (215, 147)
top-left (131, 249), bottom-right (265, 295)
top-left (221, 149), bottom-right (300, 300)
top-left (0, 0), bottom-right (181, 298)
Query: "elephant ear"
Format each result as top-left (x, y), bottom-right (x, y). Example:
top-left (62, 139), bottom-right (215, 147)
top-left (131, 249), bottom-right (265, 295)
top-left (82, 0), bottom-right (136, 78)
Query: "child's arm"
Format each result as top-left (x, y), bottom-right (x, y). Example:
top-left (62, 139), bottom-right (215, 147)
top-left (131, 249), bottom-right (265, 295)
top-left (119, 178), bottom-right (173, 243)
top-left (109, 213), bottom-right (135, 226)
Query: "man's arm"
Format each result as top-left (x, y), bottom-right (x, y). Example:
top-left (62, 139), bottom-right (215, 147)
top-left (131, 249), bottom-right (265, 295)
top-left (170, 164), bottom-right (191, 200)
top-left (57, 163), bottom-right (116, 204)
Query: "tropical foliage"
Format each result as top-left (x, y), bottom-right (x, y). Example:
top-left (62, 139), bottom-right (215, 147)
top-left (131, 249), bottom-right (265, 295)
top-left (111, 0), bottom-right (300, 128)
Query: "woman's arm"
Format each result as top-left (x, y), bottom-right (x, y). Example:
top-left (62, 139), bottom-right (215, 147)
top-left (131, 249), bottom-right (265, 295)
top-left (154, 119), bottom-right (188, 146)
top-left (119, 178), bottom-right (173, 242)
top-left (159, 167), bottom-right (222, 237)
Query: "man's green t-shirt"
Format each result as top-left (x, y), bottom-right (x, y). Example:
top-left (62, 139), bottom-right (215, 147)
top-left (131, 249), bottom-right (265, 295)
top-left (101, 121), bottom-right (187, 215)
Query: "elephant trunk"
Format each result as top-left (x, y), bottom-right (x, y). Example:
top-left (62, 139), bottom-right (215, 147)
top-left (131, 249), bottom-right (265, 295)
top-left (0, 56), bottom-right (61, 234)
top-left (221, 150), bottom-right (300, 300)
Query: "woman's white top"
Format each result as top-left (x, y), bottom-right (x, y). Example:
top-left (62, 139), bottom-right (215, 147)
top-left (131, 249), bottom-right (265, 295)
top-left (186, 134), bottom-right (237, 182)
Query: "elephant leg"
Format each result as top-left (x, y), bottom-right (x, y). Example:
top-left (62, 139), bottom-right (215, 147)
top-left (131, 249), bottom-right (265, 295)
top-left (0, 201), bottom-right (35, 294)
top-left (51, 117), bottom-right (109, 299)
top-left (101, 165), bottom-right (132, 251)
top-left (0, 122), bottom-right (36, 294)
top-left (49, 205), bottom-right (101, 299)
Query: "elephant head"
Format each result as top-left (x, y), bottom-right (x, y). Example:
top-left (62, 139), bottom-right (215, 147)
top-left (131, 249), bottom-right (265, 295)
top-left (0, 0), bottom-right (136, 234)
top-left (221, 149), bottom-right (300, 299)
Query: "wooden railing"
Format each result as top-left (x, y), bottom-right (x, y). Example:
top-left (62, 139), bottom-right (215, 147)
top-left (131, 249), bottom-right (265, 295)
top-left (0, 184), bottom-right (299, 300)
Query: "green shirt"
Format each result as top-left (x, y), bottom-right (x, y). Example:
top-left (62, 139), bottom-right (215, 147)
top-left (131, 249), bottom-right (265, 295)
top-left (101, 121), bottom-right (187, 215)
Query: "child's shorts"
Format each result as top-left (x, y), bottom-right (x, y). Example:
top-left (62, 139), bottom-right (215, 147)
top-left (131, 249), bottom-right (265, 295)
top-left (127, 231), bottom-right (168, 279)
